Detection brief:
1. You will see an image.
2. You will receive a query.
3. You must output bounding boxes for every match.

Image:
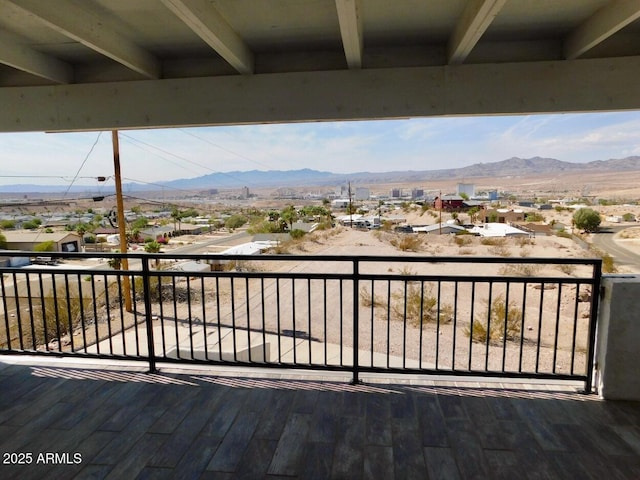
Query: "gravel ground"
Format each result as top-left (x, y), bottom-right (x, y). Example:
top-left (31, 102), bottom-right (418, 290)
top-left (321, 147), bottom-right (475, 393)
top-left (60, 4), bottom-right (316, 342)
top-left (176, 227), bottom-right (596, 377)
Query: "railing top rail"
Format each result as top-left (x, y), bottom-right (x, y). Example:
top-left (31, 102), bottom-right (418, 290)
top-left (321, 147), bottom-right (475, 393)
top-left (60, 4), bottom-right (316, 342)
top-left (0, 250), bottom-right (603, 266)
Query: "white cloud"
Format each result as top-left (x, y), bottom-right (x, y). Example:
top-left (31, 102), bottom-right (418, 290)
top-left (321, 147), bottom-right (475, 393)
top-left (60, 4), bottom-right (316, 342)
top-left (2, 112), bottom-right (640, 186)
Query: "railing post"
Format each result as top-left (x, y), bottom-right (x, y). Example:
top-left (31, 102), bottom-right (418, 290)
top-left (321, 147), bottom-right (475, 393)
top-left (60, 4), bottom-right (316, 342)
top-left (141, 255), bottom-right (157, 373)
top-left (584, 259), bottom-right (602, 393)
top-left (351, 258), bottom-right (361, 384)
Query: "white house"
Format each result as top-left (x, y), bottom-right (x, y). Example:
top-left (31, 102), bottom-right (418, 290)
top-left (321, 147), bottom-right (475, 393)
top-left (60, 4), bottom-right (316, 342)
top-left (468, 223), bottom-right (531, 237)
top-left (412, 224), bottom-right (467, 235)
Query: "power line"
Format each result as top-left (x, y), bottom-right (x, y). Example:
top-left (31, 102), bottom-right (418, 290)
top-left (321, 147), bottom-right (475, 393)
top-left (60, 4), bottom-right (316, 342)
top-left (62, 132), bottom-right (103, 199)
top-left (179, 128), bottom-right (275, 171)
top-left (120, 131), bottom-right (262, 187)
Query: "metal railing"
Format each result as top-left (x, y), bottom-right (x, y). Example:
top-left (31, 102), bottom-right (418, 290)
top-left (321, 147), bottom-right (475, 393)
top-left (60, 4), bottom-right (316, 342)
top-left (0, 251), bottom-right (602, 390)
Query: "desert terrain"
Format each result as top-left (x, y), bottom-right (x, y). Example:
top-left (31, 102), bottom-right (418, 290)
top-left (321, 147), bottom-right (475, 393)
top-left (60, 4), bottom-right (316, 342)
top-left (6, 165), bottom-right (640, 381)
top-left (114, 222), bottom-right (598, 379)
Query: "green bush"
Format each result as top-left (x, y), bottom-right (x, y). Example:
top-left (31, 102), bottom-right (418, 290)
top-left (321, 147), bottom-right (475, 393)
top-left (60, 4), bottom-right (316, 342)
top-left (225, 214), bottom-right (248, 231)
top-left (525, 212), bottom-right (545, 222)
top-left (34, 241), bottom-right (56, 252)
top-left (465, 295), bottom-right (522, 343)
top-left (144, 240), bottom-right (162, 253)
top-left (22, 219), bottom-right (41, 230)
top-left (573, 208), bottom-right (601, 232)
top-left (0, 219), bottom-right (16, 229)
top-left (289, 229), bottom-right (306, 239)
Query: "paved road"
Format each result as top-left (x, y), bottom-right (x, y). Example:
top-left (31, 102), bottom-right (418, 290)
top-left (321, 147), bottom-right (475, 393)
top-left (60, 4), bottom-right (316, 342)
top-left (169, 231), bottom-right (251, 254)
top-left (591, 226), bottom-right (640, 273)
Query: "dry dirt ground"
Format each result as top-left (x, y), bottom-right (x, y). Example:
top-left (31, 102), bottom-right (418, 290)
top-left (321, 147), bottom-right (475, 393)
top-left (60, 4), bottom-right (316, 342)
top-left (105, 215), bottom-right (634, 379)
top-left (25, 212), bottom-right (638, 380)
top-left (171, 226), bottom-right (598, 377)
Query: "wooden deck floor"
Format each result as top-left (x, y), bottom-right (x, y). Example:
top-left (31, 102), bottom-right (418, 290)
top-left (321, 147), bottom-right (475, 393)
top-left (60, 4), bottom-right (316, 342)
top-left (1, 357), bottom-right (640, 479)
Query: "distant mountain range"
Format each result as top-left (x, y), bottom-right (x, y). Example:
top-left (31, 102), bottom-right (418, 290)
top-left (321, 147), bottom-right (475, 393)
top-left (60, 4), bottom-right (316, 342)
top-left (3, 156), bottom-right (640, 194)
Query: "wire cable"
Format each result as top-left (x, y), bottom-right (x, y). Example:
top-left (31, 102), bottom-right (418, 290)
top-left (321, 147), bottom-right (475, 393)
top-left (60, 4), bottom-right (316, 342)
top-left (120, 132), bottom-right (261, 187)
top-left (62, 132), bottom-right (103, 199)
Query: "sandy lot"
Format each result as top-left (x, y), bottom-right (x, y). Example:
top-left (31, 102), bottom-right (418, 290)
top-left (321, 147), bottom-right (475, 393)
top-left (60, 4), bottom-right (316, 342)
top-left (176, 225), bottom-right (598, 377)
top-left (30, 222), bottom-right (613, 379)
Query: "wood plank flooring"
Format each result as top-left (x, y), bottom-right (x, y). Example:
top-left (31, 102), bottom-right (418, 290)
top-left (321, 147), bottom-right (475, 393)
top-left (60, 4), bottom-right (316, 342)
top-left (1, 358), bottom-right (640, 479)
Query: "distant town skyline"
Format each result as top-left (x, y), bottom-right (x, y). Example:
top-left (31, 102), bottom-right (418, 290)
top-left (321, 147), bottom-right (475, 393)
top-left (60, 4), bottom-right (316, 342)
top-left (1, 111), bottom-right (639, 187)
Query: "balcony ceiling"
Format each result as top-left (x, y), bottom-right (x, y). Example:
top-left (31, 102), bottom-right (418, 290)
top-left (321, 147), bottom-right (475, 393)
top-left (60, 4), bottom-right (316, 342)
top-left (1, 0), bottom-right (640, 132)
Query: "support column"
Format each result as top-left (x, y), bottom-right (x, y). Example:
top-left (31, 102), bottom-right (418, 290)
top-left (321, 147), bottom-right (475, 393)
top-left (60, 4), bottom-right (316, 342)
top-left (596, 275), bottom-right (640, 399)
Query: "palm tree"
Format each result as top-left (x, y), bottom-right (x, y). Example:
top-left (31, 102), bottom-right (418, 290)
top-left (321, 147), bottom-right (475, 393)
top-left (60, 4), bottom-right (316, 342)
top-left (144, 240), bottom-right (162, 268)
top-left (281, 205), bottom-right (297, 230)
top-left (171, 207), bottom-right (183, 233)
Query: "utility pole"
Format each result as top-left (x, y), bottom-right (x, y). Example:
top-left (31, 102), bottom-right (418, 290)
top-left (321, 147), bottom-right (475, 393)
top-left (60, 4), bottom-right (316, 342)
top-left (112, 130), bottom-right (133, 313)
top-left (439, 190), bottom-right (442, 235)
top-left (348, 181), bottom-right (353, 228)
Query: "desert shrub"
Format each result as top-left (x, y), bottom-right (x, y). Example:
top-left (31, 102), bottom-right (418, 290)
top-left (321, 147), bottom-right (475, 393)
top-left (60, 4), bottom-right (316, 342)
top-left (465, 295), bottom-right (522, 343)
top-left (453, 235), bottom-right (473, 246)
top-left (289, 229), bottom-right (306, 239)
top-left (248, 220), bottom-right (283, 234)
top-left (618, 229), bottom-right (633, 239)
top-left (498, 264), bottom-right (541, 276)
top-left (133, 274), bottom-right (198, 303)
top-left (24, 288), bottom-right (86, 347)
top-left (380, 221), bottom-right (393, 232)
top-left (396, 235), bottom-right (422, 252)
top-left (601, 253), bottom-right (617, 273)
top-left (557, 264), bottom-right (576, 276)
top-left (398, 266), bottom-right (416, 277)
top-left (490, 245), bottom-right (511, 257)
top-left (225, 260), bottom-right (262, 273)
top-left (389, 283), bottom-right (452, 327)
top-left (266, 242), bottom-right (291, 254)
top-left (360, 287), bottom-right (384, 308)
top-left (314, 219), bottom-right (333, 231)
top-left (480, 237), bottom-right (506, 246)
top-left (458, 248), bottom-right (474, 255)
top-left (517, 236), bottom-right (535, 246)
top-left (589, 247), bottom-right (618, 273)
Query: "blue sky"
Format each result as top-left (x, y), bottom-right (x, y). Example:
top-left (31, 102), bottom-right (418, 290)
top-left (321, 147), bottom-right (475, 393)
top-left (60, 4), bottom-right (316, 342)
top-left (1, 111), bottom-right (640, 187)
